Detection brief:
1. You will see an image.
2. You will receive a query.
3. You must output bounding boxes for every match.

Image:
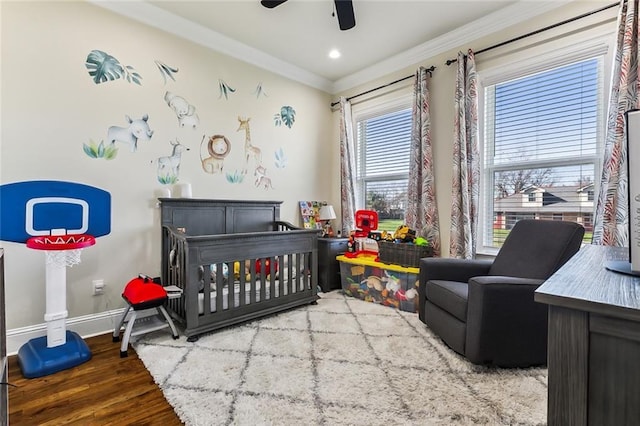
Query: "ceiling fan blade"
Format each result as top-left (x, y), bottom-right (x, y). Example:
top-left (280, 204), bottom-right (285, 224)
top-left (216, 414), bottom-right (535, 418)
top-left (261, 0), bottom-right (288, 9)
top-left (334, 0), bottom-right (355, 30)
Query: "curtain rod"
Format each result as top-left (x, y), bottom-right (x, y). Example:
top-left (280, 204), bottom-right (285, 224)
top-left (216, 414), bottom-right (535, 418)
top-left (330, 65), bottom-right (435, 108)
top-left (445, 1), bottom-right (619, 66)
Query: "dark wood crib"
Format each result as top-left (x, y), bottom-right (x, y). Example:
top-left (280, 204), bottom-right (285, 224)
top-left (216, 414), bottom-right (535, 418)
top-left (160, 198), bottom-right (320, 341)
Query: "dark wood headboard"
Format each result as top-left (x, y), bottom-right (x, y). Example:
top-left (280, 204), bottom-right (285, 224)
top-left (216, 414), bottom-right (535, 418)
top-left (159, 198), bottom-right (282, 235)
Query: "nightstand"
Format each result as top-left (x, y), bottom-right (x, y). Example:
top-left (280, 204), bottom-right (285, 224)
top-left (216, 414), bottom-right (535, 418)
top-left (318, 237), bottom-right (349, 291)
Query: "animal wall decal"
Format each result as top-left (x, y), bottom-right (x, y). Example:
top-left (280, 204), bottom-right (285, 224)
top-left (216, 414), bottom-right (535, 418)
top-left (237, 116), bottom-right (263, 174)
top-left (164, 91), bottom-right (199, 129)
top-left (254, 165), bottom-right (274, 190)
top-left (155, 60), bottom-right (179, 84)
top-left (200, 134), bottom-right (231, 174)
top-left (274, 106), bottom-right (296, 128)
top-left (156, 139), bottom-right (189, 184)
top-left (85, 50), bottom-right (142, 85)
top-left (107, 114), bottom-right (154, 153)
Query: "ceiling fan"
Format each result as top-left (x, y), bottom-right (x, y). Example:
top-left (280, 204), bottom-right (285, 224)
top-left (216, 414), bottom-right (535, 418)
top-left (260, 0), bottom-right (356, 31)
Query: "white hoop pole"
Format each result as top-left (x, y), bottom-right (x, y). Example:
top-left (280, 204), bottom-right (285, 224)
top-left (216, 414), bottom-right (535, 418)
top-left (44, 255), bottom-right (68, 348)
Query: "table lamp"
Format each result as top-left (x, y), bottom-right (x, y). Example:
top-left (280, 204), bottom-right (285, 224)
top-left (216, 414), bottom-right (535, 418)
top-left (319, 204), bottom-right (337, 237)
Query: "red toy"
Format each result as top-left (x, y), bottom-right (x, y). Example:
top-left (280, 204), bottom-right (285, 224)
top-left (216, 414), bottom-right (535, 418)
top-left (113, 275), bottom-right (179, 358)
top-left (121, 276), bottom-right (168, 309)
top-left (345, 210), bottom-right (379, 258)
top-left (255, 258), bottom-right (279, 275)
top-left (353, 210), bottom-right (378, 238)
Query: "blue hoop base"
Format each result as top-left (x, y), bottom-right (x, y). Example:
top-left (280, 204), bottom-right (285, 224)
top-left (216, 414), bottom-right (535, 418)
top-left (17, 331), bottom-right (92, 378)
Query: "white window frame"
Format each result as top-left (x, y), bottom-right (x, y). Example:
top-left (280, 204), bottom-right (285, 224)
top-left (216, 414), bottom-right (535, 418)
top-left (476, 33), bottom-right (614, 255)
top-left (351, 93), bottom-right (412, 213)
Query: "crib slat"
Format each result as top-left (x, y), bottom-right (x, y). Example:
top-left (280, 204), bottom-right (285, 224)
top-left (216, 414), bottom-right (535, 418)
top-left (249, 260), bottom-right (257, 305)
top-left (302, 252), bottom-right (309, 292)
top-left (278, 255), bottom-right (284, 299)
top-left (203, 264), bottom-right (212, 316)
top-left (257, 260), bottom-right (266, 302)
top-left (296, 253), bottom-right (303, 293)
top-left (269, 256), bottom-right (276, 300)
top-left (239, 262), bottom-right (246, 308)
top-left (226, 265), bottom-right (233, 310)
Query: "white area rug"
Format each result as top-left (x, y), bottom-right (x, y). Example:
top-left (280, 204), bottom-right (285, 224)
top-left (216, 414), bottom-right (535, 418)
top-left (133, 290), bottom-right (548, 425)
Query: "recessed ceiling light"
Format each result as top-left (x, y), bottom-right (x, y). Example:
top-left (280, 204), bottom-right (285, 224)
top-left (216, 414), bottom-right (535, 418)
top-left (329, 49), bottom-right (341, 59)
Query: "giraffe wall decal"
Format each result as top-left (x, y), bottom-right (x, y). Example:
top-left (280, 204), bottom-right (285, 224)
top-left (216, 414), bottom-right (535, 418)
top-left (237, 116), bottom-right (262, 174)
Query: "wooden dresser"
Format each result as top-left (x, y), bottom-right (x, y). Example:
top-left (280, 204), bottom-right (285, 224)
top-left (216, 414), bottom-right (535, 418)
top-left (535, 244), bottom-right (640, 426)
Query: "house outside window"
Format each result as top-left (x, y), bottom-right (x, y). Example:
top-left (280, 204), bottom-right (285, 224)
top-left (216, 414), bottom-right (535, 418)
top-left (353, 98), bottom-right (412, 232)
top-left (479, 50), bottom-right (607, 250)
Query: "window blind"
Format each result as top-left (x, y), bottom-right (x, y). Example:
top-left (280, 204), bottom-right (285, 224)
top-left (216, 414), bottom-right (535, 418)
top-left (483, 57), bottom-right (602, 247)
top-left (356, 107), bottom-right (412, 229)
top-left (359, 109), bottom-right (412, 176)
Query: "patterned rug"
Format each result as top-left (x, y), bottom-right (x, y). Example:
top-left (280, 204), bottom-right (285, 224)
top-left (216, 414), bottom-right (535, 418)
top-left (133, 290), bottom-right (548, 425)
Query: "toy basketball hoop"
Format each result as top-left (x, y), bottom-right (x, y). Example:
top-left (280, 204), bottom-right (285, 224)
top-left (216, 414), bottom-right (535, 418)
top-left (0, 180), bottom-right (111, 378)
top-left (27, 233), bottom-right (96, 268)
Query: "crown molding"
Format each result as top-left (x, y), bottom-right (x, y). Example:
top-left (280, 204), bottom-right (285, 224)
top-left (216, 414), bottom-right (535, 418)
top-left (88, 0), bottom-right (335, 93)
top-left (90, 0), bottom-right (574, 95)
top-left (331, 0), bottom-right (574, 94)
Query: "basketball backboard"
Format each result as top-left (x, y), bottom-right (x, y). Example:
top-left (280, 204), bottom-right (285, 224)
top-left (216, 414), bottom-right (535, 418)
top-left (0, 180), bottom-right (111, 243)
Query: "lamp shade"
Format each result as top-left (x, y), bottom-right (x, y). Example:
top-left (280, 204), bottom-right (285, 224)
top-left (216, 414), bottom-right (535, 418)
top-left (319, 205), bottom-right (336, 221)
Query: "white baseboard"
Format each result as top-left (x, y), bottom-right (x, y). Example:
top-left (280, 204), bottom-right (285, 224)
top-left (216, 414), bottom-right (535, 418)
top-left (6, 308), bottom-right (128, 356)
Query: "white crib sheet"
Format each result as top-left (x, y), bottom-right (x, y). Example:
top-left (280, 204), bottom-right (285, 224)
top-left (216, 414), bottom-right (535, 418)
top-left (197, 280), bottom-right (309, 314)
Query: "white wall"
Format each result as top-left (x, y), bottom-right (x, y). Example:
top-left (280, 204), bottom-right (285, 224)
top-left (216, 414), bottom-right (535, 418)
top-left (0, 1), bottom-right (333, 333)
top-left (332, 0), bottom-right (617, 255)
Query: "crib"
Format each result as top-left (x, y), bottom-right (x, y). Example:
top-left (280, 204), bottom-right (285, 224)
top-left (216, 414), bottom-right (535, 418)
top-left (160, 198), bottom-right (320, 341)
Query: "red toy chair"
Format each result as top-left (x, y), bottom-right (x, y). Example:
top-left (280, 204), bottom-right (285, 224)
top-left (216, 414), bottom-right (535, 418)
top-left (345, 210), bottom-right (380, 258)
top-left (353, 209), bottom-right (378, 238)
top-left (112, 275), bottom-right (179, 357)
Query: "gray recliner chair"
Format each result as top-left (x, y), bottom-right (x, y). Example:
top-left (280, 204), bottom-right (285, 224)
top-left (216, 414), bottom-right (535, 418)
top-left (418, 219), bottom-right (584, 367)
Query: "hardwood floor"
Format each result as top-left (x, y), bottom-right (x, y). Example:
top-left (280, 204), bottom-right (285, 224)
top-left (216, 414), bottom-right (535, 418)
top-left (7, 333), bottom-right (182, 425)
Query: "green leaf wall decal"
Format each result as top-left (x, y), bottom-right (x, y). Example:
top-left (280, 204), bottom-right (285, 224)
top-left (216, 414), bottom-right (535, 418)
top-left (280, 106), bottom-right (296, 128)
top-left (85, 50), bottom-right (142, 85)
top-left (155, 60), bottom-right (179, 85)
top-left (274, 106), bottom-right (296, 128)
top-left (218, 79), bottom-right (236, 100)
top-left (82, 139), bottom-right (118, 160)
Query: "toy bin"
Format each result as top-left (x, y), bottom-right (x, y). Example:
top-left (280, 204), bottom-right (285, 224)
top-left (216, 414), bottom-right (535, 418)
top-left (336, 254), bottom-right (420, 312)
top-left (378, 241), bottom-right (433, 268)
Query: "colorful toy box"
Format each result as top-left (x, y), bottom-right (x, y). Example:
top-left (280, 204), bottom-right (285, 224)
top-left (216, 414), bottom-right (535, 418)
top-left (336, 254), bottom-right (420, 312)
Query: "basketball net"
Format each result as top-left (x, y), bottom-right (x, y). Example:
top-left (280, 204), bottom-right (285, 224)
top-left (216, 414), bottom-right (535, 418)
top-left (26, 234), bottom-right (96, 268)
top-left (44, 249), bottom-right (83, 268)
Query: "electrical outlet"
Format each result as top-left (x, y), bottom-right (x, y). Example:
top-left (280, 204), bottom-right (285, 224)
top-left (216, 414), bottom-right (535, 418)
top-left (93, 279), bottom-right (105, 296)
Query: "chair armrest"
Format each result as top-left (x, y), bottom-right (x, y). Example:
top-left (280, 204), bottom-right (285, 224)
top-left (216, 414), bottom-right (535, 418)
top-left (465, 275), bottom-right (548, 366)
top-left (470, 275), bottom-right (545, 287)
top-left (418, 258), bottom-right (493, 321)
top-left (419, 258), bottom-right (493, 283)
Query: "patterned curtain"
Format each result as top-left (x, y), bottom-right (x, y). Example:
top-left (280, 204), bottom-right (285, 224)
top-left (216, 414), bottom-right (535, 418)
top-left (339, 97), bottom-right (356, 233)
top-left (450, 50), bottom-right (480, 259)
top-left (593, 0), bottom-right (639, 246)
top-left (406, 66), bottom-right (441, 255)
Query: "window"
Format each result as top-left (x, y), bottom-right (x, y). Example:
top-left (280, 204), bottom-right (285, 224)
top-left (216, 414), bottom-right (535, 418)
top-left (355, 104), bottom-right (412, 232)
top-left (481, 57), bottom-right (604, 249)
